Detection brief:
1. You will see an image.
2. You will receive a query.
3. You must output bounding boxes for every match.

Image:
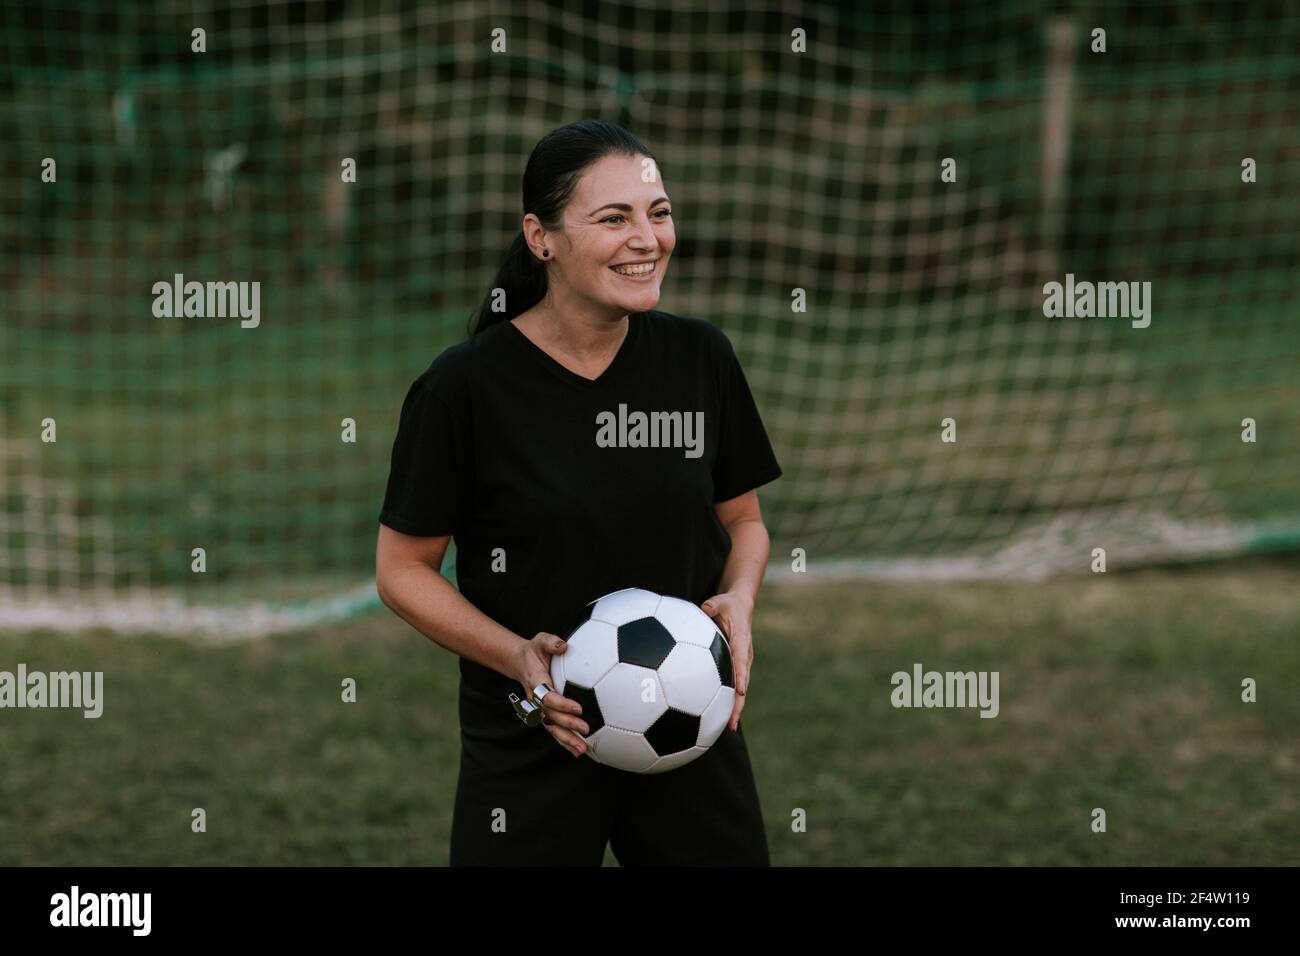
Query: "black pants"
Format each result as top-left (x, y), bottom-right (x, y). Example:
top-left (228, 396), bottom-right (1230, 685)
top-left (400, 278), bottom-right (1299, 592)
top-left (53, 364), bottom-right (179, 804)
top-left (449, 675), bottom-right (770, 866)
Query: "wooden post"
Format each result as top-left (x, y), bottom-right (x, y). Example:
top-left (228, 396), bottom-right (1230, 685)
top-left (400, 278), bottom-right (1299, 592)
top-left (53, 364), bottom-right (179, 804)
top-left (1042, 17), bottom-right (1076, 282)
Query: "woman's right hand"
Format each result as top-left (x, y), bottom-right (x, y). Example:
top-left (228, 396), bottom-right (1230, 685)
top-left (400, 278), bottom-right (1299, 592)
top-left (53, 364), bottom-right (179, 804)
top-left (512, 632), bottom-right (590, 758)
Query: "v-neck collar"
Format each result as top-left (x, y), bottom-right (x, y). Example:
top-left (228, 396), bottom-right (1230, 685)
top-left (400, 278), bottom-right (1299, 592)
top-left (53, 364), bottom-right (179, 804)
top-left (505, 312), bottom-right (640, 388)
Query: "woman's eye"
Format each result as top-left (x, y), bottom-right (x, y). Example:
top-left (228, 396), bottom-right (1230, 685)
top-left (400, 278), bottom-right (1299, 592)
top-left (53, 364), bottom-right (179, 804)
top-left (603, 209), bottom-right (671, 225)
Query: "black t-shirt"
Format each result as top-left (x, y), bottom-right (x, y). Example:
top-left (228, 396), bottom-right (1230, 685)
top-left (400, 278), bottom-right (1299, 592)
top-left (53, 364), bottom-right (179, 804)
top-left (377, 308), bottom-right (783, 695)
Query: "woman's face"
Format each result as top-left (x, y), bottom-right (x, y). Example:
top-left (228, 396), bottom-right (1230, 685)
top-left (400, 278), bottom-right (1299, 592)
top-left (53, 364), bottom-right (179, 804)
top-left (548, 152), bottom-right (675, 317)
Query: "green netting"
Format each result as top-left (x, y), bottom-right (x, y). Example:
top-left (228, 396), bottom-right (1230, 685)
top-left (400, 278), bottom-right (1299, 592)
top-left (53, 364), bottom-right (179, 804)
top-left (1, 1), bottom-right (1297, 635)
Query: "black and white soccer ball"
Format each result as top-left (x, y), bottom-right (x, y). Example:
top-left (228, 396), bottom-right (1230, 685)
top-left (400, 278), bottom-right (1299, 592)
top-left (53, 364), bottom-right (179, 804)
top-left (550, 587), bottom-right (736, 774)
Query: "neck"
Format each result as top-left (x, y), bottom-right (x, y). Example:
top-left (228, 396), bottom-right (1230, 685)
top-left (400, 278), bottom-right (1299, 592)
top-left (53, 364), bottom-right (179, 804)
top-left (527, 299), bottom-right (630, 357)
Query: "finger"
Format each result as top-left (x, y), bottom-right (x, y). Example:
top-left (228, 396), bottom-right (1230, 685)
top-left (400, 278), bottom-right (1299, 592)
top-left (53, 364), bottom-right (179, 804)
top-left (534, 632), bottom-right (568, 655)
top-left (732, 639), bottom-right (751, 695)
top-left (531, 681), bottom-right (588, 731)
top-left (728, 691), bottom-right (746, 732)
top-left (522, 662), bottom-right (580, 711)
top-left (533, 683), bottom-right (583, 717)
top-left (545, 722), bottom-right (588, 757)
top-left (541, 705), bottom-right (590, 736)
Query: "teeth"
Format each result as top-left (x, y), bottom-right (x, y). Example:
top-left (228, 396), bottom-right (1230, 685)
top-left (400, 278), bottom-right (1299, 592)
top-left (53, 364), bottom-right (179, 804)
top-left (612, 262), bottom-right (655, 276)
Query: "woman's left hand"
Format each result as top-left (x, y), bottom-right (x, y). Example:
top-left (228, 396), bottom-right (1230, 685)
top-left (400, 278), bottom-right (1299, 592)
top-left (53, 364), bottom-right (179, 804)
top-left (700, 591), bottom-right (754, 733)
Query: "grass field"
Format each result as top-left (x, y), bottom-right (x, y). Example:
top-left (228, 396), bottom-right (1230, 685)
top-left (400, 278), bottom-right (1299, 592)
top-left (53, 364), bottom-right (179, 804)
top-left (1, 554), bottom-right (1295, 866)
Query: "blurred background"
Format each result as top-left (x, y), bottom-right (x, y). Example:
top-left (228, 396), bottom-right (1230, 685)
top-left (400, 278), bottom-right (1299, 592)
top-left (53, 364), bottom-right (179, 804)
top-left (0, 0), bottom-right (1296, 865)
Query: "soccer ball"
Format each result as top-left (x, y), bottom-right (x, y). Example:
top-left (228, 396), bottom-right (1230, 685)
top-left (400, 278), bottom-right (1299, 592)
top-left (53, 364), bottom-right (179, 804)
top-left (550, 587), bottom-right (736, 774)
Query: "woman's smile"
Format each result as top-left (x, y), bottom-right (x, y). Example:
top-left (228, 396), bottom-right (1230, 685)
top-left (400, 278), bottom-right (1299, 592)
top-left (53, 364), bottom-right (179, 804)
top-left (609, 259), bottom-right (660, 281)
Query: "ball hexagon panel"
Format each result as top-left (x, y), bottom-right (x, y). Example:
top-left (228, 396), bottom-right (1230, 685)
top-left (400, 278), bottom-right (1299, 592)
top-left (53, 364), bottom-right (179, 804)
top-left (589, 726), bottom-right (659, 773)
top-left (646, 746), bottom-right (709, 775)
top-left (616, 616), bottom-right (676, 669)
top-left (653, 595), bottom-right (719, 647)
top-left (594, 662), bottom-right (666, 733)
top-left (656, 642), bottom-right (721, 715)
top-left (697, 685), bottom-right (735, 748)
top-left (554, 619), bottom-right (618, 691)
top-left (589, 587), bottom-right (660, 627)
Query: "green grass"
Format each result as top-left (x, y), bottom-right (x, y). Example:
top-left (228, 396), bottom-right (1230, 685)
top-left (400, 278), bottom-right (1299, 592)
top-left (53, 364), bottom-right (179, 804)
top-left (2, 555), bottom-right (1296, 865)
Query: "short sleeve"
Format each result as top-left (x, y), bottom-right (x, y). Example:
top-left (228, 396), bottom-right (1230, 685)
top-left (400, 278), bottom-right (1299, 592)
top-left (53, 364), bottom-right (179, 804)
top-left (377, 376), bottom-right (472, 537)
top-left (712, 335), bottom-right (783, 504)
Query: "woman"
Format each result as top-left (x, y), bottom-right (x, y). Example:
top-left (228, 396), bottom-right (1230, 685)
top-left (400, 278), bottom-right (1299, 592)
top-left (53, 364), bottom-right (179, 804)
top-left (375, 119), bottom-right (782, 865)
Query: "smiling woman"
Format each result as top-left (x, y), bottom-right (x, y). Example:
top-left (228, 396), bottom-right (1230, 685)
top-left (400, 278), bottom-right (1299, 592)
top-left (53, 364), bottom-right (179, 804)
top-left (376, 119), bottom-right (782, 867)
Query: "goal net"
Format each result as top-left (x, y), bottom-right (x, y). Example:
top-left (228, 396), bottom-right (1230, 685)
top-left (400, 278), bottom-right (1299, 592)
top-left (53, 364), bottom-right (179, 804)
top-left (2, 1), bottom-right (1297, 636)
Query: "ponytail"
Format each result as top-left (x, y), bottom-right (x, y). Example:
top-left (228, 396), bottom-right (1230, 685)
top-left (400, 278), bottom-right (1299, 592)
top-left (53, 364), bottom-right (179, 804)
top-left (468, 231), bottom-right (549, 336)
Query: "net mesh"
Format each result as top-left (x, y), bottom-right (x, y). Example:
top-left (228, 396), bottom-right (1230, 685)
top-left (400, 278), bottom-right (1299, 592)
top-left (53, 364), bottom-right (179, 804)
top-left (2, 1), bottom-right (1297, 635)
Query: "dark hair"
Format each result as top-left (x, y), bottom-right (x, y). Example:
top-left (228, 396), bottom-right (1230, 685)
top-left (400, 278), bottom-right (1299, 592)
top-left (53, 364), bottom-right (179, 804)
top-left (467, 119), bottom-right (660, 337)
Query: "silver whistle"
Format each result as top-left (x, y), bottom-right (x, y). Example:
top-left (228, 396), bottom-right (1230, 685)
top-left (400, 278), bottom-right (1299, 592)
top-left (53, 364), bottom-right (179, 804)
top-left (509, 691), bottom-right (544, 726)
top-left (509, 682), bottom-right (556, 726)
